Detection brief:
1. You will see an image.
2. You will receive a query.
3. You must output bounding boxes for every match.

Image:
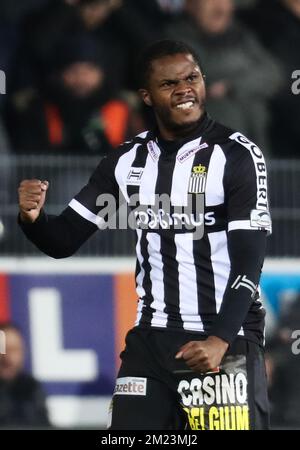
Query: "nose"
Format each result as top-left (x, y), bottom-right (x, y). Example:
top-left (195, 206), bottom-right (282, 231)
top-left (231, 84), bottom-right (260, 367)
top-left (174, 80), bottom-right (192, 95)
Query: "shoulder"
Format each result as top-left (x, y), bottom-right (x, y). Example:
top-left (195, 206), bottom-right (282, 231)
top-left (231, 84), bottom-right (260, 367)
top-left (120, 130), bottom-right (151, 149)
top-left (97, 131), bottom-right (151, 171)
top-left (221, 132), bottom-right (268, 195)
top-left (223, 131), bottom-right (266, 164)
top-left (209, 124), bottom-right (266, 163)
top-left (208, 126), bottom-right (268, 183)
top-left (109, 131), bottom-right (150, 159)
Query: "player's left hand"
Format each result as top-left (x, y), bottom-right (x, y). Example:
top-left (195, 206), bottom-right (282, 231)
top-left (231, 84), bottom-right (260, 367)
top-left (175, 336), bottom-right (229, 373)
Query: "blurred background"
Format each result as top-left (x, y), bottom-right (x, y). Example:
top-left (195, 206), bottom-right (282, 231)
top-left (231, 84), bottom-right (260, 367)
top-left (0, 0), bottom-right (300, 430)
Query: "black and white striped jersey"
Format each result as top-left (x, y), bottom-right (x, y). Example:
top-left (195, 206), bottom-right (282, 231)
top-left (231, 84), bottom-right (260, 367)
top-left (68, 114), bottom-right (271, 343)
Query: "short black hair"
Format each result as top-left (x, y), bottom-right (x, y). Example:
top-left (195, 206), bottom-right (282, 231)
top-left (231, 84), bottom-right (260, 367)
top-left (137, 39), bottom-right (204, 88)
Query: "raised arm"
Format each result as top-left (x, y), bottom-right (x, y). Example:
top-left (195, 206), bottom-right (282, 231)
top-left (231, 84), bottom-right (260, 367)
top-left (18, 154), bottom-right (121, 258)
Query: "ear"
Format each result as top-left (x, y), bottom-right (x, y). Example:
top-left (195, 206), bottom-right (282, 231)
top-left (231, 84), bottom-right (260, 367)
top-left (139, 88), bottom-right (152, 107)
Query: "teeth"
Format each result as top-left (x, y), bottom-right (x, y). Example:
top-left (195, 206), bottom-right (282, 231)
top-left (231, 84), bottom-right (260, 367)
top-left (176, 101), bottom-right (194, 110)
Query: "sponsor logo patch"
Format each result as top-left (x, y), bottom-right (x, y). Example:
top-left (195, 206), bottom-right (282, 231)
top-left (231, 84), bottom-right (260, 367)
top-left (114, 377), bottom-right (147, 396)
top-left (126, 168), bottom-right (144, 185)
top-left (147, 141), bottom-right (160, 161)
top-left (229, 133), bottom-right (269, 211)
top-left (177, 355), bottom-right (249, 430)
top-left (231, 274), bottom-right (257, 296)
top-left (250, 209), bottom-right (272, 230)
top-left (177, 140), bottom-right (209, 164)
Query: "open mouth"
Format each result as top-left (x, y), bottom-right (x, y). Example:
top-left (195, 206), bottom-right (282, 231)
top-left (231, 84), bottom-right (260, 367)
top-left (175, 101), bottom-right (195, 110)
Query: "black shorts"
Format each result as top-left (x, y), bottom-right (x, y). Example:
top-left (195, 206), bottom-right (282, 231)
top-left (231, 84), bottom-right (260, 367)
top-left (109, 327), bottom-right (269, 430)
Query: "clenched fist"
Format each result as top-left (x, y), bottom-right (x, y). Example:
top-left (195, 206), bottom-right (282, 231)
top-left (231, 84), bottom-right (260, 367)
top-left (18, 179), bottom-right (49, 223)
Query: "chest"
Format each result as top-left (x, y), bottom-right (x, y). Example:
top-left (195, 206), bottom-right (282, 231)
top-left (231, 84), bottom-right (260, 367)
top-left (116, 142), bottom-right (226, 209)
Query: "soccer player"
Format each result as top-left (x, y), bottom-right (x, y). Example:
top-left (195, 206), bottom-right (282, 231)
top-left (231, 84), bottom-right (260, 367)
top-left (18, 40), bottom-right (271, 430)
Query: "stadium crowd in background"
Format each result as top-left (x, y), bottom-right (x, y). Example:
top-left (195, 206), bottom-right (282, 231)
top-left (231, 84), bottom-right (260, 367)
top-left (265, 294), bottom-right (300, 429)
top-left (166, 0), bottom-right (282, 154)
top-left (7, 33), bottom-right (142, 154)
top-left (0, 323), bottom-right (50, 428)
top-left (0, 0), bottom-right (298, 157)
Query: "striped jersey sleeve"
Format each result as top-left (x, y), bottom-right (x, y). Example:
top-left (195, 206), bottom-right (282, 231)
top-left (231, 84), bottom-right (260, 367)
top-left (224, 132), bottom-right (271, 234)
top-left (68, 148), bottom-right (126, 228)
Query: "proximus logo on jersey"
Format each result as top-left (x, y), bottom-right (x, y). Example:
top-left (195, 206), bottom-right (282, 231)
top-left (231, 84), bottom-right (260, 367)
top-left (134, 208), bottom-right (215, 231)
top-left (129, 193), bottom-right (215, 240)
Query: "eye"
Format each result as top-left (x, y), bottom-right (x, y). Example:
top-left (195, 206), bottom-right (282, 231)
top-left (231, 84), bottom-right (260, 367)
top-left (187, 74), bottom-right (198, 82)
top-left (161, 80), bottom-right (174, 88)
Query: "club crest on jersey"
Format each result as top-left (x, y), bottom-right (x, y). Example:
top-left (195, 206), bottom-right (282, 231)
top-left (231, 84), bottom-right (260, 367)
top-left (126, 167), bottom-right (144, 185)
top-left (188, 165), bottom-right (207, 194)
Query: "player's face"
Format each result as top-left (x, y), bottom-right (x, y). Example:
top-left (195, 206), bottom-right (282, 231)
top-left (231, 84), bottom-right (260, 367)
top-left (140, 53), bottom-right (206, 140)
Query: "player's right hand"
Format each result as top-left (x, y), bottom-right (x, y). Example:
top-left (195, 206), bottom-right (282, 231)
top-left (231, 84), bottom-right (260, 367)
top-left (18, 179), bottom-right (49, 223)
